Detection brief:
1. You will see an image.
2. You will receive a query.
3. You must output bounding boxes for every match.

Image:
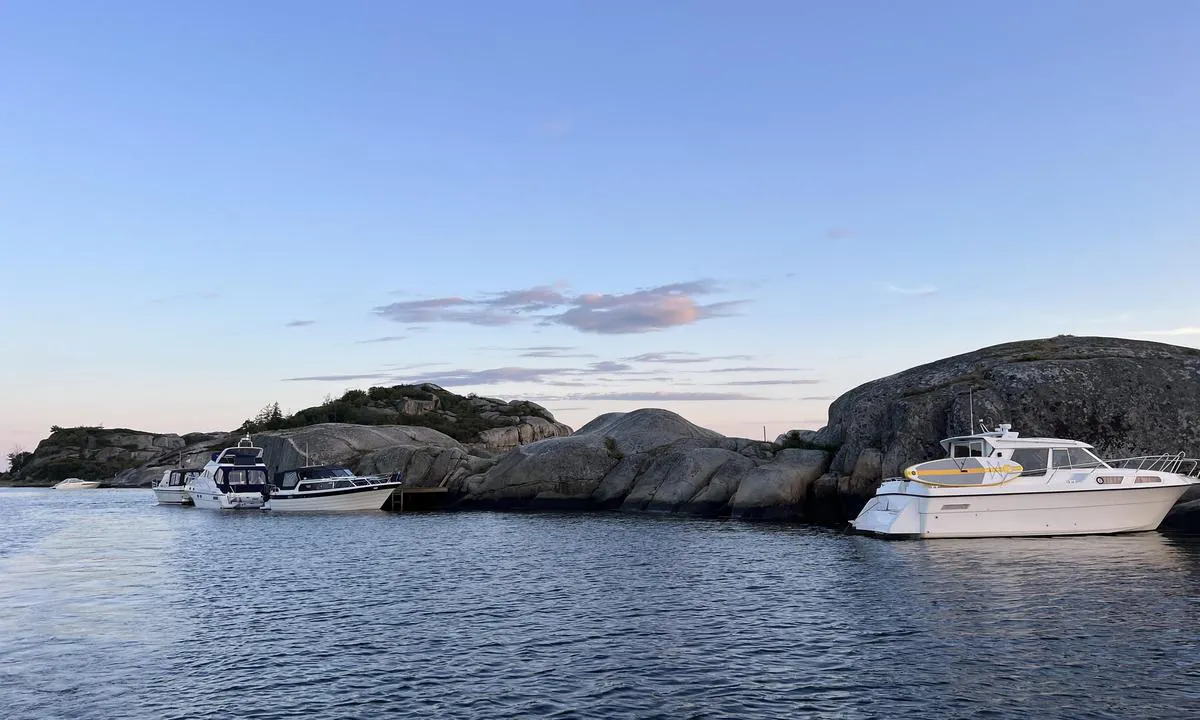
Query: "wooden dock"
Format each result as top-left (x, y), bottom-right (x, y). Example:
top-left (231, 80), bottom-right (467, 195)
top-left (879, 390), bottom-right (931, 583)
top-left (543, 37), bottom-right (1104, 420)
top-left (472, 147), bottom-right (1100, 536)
top-left (387, 486), bottom-right (450, 512)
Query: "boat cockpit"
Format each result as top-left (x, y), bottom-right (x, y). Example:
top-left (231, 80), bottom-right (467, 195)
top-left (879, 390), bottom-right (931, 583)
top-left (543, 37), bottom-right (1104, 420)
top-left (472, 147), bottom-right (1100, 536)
top-left (273, 465), bottom-right (398, 493)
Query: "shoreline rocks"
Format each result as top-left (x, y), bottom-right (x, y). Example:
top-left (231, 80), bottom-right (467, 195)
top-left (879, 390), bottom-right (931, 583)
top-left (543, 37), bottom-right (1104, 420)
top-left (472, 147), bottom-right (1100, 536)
top-left (6, 336), bottom-right (1199, 533)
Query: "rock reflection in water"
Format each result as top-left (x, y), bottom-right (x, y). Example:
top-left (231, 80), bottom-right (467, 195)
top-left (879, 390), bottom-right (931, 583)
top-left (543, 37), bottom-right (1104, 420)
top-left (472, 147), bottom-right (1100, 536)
top-left (0, 490), bottom-right (1196, 720)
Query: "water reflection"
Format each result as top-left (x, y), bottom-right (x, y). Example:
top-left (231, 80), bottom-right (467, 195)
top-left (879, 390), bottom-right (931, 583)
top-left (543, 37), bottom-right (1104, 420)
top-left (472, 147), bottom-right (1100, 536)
top-left (0, 490), bottom-right (1197, 720)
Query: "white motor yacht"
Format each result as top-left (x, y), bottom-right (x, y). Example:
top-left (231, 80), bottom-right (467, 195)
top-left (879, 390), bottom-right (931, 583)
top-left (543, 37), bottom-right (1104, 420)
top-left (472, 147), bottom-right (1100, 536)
top-left (152, 467), bottom-right (202, 505)
top-left (264, 465), bottom-right (403, 512)
top-left (185, 436), bottom-right (269, 510)
top-left (851, 424), bottom-right (1200, 539)
top-left (53, 477), bottom-right (101, 490)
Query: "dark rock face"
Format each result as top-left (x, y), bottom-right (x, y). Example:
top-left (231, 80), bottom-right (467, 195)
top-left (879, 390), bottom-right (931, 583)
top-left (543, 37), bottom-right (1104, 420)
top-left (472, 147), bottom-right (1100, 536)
top-left (802, 336), bottom-right (1200, 520)
top-left (110, 423), bottom-right (501, 489)
top-left (249, 423), bottom-right (494, 488)
top-left (280, 384), bottom-right (572, 451)
top-left (457, 408), bottom-right (832, 519)
top-left (11, 427), bottom-right (195, 485)
top-left (23, 386), bottom-right (571, 487)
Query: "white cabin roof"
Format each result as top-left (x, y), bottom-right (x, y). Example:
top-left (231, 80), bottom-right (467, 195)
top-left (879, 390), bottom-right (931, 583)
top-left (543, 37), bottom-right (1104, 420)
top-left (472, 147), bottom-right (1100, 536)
top-left (941, 424), bottom-right (1095, 451)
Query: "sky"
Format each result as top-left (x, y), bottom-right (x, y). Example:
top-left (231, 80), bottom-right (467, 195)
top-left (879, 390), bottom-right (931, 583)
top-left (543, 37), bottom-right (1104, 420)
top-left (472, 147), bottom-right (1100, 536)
top-left (2, 1), bottom-right (1199, 466)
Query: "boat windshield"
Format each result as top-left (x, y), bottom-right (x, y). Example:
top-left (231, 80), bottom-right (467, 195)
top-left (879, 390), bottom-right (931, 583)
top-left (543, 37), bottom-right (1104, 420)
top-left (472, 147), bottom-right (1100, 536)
top-left (1051, 447), bottom-right (1106, 470)
top-left (949, 440), bottom-right (987, 458)
top-left (217, 468), bottom-right (268, 492)
top-left (296, 466), bottom-right (356, 480)
top-left (168, 470), bottom-right (200, 487)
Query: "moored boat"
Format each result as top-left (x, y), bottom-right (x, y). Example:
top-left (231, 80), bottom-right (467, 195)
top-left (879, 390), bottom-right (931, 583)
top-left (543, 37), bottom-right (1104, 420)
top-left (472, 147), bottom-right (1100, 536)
top-left (152, 467), bottom-right (202, 505)
top-left (53, 477), bottom-right (101, 490)
top-left (264, 465), bottom-right (403, 512)
top-left (184, 436), bottom-right (269, 510)
top-left (851, 424), bottom-right (1200, 539)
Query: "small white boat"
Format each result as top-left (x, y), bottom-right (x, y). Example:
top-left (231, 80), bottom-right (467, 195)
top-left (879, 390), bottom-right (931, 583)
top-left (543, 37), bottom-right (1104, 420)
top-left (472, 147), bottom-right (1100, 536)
top-left (851, 424), bottom-right (1200, 539)
top-left (53, 477), bottom-right (101, 490)
top-left (265, 465), bottom-right (403, 512)
top-left (184, 436), bottom-right (269, 511)
top-left (152, 467), bottom-right (202, 505)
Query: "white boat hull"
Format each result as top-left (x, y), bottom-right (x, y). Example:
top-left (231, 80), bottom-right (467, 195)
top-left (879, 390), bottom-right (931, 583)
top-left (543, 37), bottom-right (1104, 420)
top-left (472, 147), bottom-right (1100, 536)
top-left (54, 480), bottom-right (101, 490)
top-left (189, 491), bottom-right (266, 511)
top-left (153, 487), bottom-right (192, 505)
top-left (852, 484), bottom-right (1191, 538)
top-left (265, 486), bottom-right (398, 512)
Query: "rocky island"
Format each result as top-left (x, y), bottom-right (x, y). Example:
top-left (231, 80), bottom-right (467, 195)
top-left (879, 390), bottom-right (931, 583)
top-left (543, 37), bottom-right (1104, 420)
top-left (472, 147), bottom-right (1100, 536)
top-left (5, 336), bottom-right (1199, 531)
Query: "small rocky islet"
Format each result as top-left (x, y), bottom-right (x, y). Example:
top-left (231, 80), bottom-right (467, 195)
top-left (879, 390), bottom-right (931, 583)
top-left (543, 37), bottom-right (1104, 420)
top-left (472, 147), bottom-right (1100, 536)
top-left (6, 335), bottom-right (1200, 531)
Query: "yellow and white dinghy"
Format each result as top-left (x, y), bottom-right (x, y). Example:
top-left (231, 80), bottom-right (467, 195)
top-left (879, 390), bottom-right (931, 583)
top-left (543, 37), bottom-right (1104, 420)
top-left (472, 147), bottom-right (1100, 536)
top-left (902, 457), bottom-right (1023, 486)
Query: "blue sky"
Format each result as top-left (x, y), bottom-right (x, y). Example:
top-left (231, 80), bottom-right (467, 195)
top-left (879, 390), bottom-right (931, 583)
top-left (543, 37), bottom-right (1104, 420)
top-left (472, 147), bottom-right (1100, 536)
top-left (2, 1), bottom-right (1198, 465)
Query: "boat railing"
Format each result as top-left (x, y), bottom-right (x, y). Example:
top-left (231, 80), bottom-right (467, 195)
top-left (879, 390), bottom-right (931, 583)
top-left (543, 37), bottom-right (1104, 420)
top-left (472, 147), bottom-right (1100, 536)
top-left (1104, 453), bottom-right (1200, 478)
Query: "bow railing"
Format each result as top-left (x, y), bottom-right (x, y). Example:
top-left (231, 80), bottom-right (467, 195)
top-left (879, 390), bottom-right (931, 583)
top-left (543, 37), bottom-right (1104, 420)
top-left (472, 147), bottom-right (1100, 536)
top-left (1104, 453), bottom-right (1200, 478)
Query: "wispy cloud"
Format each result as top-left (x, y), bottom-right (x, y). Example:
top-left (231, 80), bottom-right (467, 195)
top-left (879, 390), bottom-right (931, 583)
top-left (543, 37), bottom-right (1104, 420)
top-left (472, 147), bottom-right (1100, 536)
top-left (590, 361), bottom-right (634, 373)
top-left (543, 391), bottom-right (770, 402)
top-left (373, 297), bottom-right (518, 326)
top-left (882, 283), bottom-right (937, 297)
top-left (554, 281), bottom-right (742, 334)
top-left (1133, 327), bottom-right (1200, 337)
top-left (372, 280), bottom-right (744, 334)
top-left (382, 362), bottom-right (447, 370)
top-left (801, 395), bottom-right (835, 401)
top-left (683, 365), bottom-right (809, 373)
top-left (624, 351), bottom-right (753, 364)
top-left (516, 346), bottom-right (598, 359)
top-left (483, 285), bottom-right (570, 310)
top-left (283, 372), bottom-right (394, 382)
top-left (724, 379), bottom-right (821, 386)
top-left (286, 320), bottom-right (316, 327)
top-left (390, 367), bottom-right (574, 386)
top-left (356, 335), bottom-right (407, 344)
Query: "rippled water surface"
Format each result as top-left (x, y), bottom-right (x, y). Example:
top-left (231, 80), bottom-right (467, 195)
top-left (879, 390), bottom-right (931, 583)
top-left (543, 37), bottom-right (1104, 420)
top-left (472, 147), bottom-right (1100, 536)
top-left (1, 489), bottom-right (1198, 719)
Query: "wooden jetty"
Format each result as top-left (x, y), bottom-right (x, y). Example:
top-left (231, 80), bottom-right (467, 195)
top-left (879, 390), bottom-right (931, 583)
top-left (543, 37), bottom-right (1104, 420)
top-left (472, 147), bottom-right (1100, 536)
top-left (386, 486), bottom-right (450, 512)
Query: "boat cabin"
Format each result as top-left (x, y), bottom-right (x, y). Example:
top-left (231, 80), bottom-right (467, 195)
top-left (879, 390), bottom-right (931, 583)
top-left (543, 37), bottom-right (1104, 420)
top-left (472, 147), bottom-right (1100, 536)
top-left (162, 468), bottom-right (202, 487)
top-left (274, 465), bottom-right (396, 493)
top-left (941, 424), bottom-right (1108, 477)
top-left (202, 437), bottom-right (269, 492)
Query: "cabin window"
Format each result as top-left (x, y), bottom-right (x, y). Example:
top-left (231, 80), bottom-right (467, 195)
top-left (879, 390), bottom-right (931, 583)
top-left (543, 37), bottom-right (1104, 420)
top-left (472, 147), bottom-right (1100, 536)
top-left (281, 471), bottom-right (299, 490)
top-left (1011, 448), bottom-right (1048, 476)
top-left (1068, 448), bottom-right (1103, 469)
top-left (951, 441), bottom-right (985, 458)
top-left (218, 468), bottom-right (267, 487)
top-left (1050, 448), bottom-right (1101, 470)
top-left (298, 481), bottom-right (334, 492)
